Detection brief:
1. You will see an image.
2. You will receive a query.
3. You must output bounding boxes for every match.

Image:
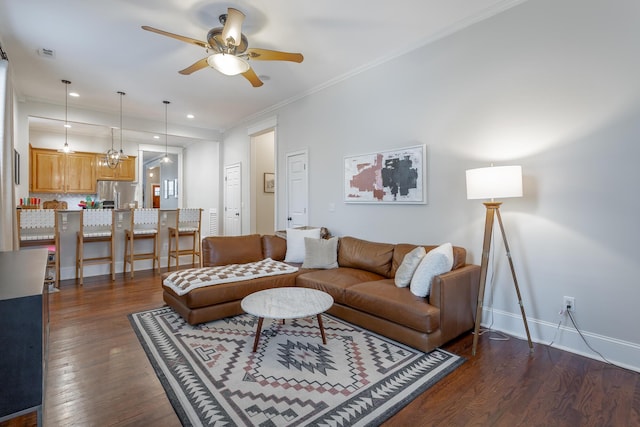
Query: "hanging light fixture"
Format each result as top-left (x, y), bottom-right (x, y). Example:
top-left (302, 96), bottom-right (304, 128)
top-left (117, 91), bottom-right (129, 160)
top-left (58, 79), bottom-right (75, 153)
top-left (162, 100), bottom-right (173, 163)
top-left (104, 127), bottom-right (119, 169)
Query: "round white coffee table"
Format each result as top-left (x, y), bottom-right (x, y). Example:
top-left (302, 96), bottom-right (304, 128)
top-left (241, 287), bottom-right (334, 352)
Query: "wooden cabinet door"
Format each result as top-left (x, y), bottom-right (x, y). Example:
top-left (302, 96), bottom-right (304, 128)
top-left (96, 155), bottom-right (136, 181)
top-left (95, 154), bottom-right (118, 180)
top-left (117, 157), bottom-right (136, 181)
top-left (65, 152), bottom-right (96, 193)
top-left (30, 148), bottom-right (65, 192)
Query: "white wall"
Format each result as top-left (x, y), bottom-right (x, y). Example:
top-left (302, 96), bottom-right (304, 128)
top-left (183, 140), bottom-right (221, 237)
top-left (222, 0), bottom-right (640, 370)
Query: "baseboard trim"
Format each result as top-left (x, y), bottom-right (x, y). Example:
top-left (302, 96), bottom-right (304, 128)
top-left (481, 307), bottom-right (640, 373)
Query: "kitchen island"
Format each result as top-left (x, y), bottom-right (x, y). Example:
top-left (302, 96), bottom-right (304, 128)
top-left (53, 209), bottom-right (189, 281)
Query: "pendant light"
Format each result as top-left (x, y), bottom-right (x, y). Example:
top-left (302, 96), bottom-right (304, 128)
top-left (104, 127), bottom-right (119, 169)
top-left (57, 79), bottom-right (75, 153)
top-left (117, 91), bottom-right (128, 160)
top-left (162, 100), bottom-right (172, 163)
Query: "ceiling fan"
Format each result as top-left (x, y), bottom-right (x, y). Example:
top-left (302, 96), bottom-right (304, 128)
top-left (142, 8), bottom-right (303, 87)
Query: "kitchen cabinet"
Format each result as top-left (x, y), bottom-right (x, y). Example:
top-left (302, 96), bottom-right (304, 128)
top-left (96, 155), bottom-right (136, 181)
top-left (30, 147), bottom-right (96, 193)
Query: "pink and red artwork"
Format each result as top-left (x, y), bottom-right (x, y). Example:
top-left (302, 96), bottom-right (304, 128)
top-left (344, 144), bottom-right (426, 204)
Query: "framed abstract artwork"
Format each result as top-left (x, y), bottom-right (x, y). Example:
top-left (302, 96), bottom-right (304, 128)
top-left (344, 144), bottom-right (427, 204)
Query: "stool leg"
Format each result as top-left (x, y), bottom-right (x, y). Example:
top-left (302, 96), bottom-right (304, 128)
top-left (191, 232), bottom-right (196, 266)
top-left (167, 229), bottom-right (173, 271)
top-left (110, 234), bottom-right (115, 281)
top-left (76, 233), bottom-right (84, 286)
top-left (130, 233), bottom-right (135, 278)
top-left (174, 231), bottom-right (180, 270)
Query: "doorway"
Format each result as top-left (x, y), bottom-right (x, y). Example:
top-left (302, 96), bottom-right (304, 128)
top-left (152, 184), bottom-right (160, 208)
top-left (286, 150), bottom-right (309, 228)
top-left (224, 163), bottom-right (242, 236)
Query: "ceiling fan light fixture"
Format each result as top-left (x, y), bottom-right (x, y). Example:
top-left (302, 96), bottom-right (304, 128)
top-left (221, 7), bottom-right (245, 47)
top-left (207, 53), bottom-right (249, 76)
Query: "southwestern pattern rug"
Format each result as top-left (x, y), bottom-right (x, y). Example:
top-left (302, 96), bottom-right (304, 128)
top-left (129, 306), bottom-right (464, 426)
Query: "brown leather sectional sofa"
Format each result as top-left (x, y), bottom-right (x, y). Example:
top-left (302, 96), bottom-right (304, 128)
top-left (162, 234), bottom-right (481, 352)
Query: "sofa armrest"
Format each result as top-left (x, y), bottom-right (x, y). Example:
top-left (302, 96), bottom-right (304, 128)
top-left (429, 264), bottom-right (481, 344)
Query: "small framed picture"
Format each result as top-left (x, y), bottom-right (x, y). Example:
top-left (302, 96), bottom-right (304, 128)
top-left (264, 173), bottom-right (275, 193)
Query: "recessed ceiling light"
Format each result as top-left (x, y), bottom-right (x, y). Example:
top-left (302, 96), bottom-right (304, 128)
top-left (187, 114), bottom-right (194, 119)
top-left (69, 92), bottom-right (79, 97)
top-left (153, 135), bottom-right (160, 139)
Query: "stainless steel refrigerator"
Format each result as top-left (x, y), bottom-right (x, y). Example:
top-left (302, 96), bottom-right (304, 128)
top-left (96, 181), bottom-right (139, 209)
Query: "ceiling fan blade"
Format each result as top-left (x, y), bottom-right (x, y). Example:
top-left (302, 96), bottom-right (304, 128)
top-left (241, 67), bottom-right (264, 87)
top-left (142, 26), bottom-right (209, 49)
top-left (246, 48), bottom-right (304, 63)
top-left (178, 58), bottom-right (210, 75)
top-left (221, 8), bottom-right (245, 47)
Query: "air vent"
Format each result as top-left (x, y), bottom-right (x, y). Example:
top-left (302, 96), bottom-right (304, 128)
top-left (37, 48), bottom-right (55, 58)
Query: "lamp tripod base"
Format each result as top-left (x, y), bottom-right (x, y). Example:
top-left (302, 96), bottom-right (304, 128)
top-left (471, 202), bottom-right (533, 356)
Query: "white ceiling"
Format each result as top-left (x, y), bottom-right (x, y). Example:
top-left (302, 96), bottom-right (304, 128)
top-left (0, 0), bottom-right (520, 133)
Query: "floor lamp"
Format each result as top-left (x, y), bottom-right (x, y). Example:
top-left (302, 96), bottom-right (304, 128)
top-left (466, 165), bottom-right (533, 356)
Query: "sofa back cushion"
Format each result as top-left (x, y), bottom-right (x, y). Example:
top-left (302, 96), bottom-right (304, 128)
top-left (202, 234), bottom-right (263, 266)
top-left (262, 235), bottom-right (287, 261)
top-left (391, 243), bottom-right (467, 277)
top-left (338, 236), bottom-right (395, 277)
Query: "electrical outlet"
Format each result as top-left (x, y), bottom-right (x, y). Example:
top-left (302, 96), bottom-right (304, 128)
top-left (563, 296), bottom-right (575, 312)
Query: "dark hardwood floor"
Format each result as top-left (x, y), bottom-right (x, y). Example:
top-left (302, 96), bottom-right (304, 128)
top-left (40, 269), bottom-right (640, 427)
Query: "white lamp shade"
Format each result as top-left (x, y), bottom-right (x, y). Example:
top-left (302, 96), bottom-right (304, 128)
top-left (207, 53), bottom-right (249, 76)
top-left (466, 165), bottom-right (523, 200)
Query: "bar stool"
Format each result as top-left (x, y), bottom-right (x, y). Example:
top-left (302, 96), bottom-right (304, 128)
top-left (168, 208), bottom-right (203, 270)
top-left (123, 208), bottom-right (160, 278)
top-left (17, 208), bottom-right (60, 288)
top-left (76, 209), bottom-right (115, 285)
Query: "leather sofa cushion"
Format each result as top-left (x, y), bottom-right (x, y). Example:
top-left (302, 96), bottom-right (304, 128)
top-left (202, 234), bottom-right (263, 266)
top-left (338, 236), bottom-right (395, 278)
top-left (391, 244), bottom-right (466, 277)
top-left (344, 279), bottom-right (440, 333)
top-left (296, 267), bottom-right (385, 304)
top-left (262, 235), bottom-right (287, 261)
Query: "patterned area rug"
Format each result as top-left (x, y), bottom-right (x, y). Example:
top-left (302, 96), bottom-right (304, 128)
top-left (129, 306), bottom-right (464, 426)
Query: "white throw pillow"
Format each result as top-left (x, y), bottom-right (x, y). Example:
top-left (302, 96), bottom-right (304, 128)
top-left (284, 228), bottom-right (321, 263)
top-left (394, 246), bottom-right (426, 288)
top-left (410, 243), bottom-right (454, 297)
top-left (302, 237), bottom-right (339, 269)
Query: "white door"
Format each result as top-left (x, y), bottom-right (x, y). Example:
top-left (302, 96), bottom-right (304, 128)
top-left (224, 163), bottom-right (242, 236)
top-left (286, 150), bottom-right (308, 228)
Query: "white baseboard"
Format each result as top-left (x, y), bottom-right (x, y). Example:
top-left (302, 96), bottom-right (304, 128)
top-left (481, 307), bottom-right (640, 373)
